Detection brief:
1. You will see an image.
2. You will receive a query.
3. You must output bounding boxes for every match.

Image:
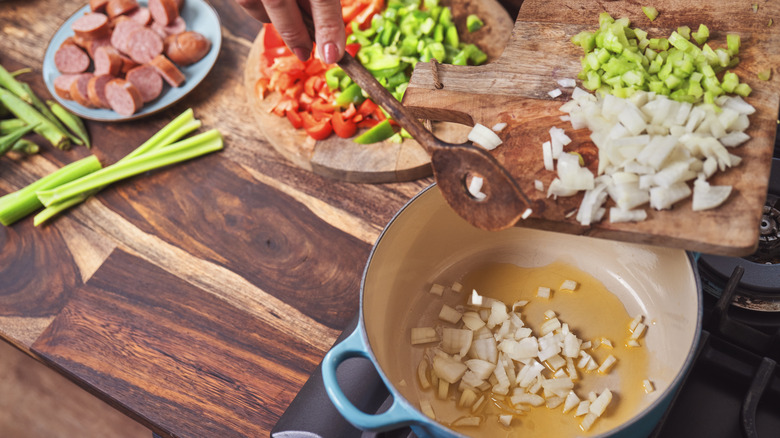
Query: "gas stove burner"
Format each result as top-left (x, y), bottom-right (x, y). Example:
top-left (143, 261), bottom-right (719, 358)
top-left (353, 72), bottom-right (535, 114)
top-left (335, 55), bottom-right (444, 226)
top-left (745, 193), bottom-right (780, 264)
top-left (698, 158), bottom-right (780, 314)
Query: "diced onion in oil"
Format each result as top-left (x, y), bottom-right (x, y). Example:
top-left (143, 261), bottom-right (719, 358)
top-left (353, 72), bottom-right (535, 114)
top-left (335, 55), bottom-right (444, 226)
top-left (468, 123), bottom-right (503, 150)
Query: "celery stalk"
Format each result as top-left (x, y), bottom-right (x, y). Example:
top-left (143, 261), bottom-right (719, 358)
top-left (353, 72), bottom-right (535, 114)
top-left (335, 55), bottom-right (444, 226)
top-left (33, 110), bottom-right (202, 225)
top-left (37, 130), bottom-right (223, 207)
top-left (0, 155), bottom-right (102, 226)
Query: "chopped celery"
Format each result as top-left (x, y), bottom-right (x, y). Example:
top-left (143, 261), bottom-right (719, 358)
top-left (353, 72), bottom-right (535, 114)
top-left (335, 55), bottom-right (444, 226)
top-left (727, 34), bottom-right (741, 56)
top-left (758, 69), bottom-right (772, 81)
top-left (641, 6), bottom-right (658, 21)
top-left (692, 24), bottom-right (709, 45)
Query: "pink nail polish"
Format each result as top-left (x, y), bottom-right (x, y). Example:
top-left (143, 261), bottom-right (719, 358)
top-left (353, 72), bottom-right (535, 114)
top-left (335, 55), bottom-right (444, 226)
top-left (323, 43), bottom-right (339, 64)
top-left (293, 47), bottom-right (310, 62)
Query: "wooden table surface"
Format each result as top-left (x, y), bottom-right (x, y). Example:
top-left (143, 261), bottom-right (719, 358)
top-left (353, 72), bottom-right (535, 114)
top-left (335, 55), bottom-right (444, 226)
top-left (0, 0), bottom-right (510, 435)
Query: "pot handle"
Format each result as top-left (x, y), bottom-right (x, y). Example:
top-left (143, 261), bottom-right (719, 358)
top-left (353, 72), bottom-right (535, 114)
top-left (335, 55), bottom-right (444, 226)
top-left (322, 328), bottom-right (424, 431)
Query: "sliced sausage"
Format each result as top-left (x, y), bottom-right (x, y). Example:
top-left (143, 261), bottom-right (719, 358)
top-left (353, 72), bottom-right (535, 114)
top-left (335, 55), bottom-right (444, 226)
top-left (87, 74), bottom-right (115, 108)
top-left (54, 43), bottom-right (91, 74)
top-left (105, 78), bottom-right (143, 116)
top-left (105, 0), bottom-right (139, 18)
top-left (167, 31), bottom-right (210, 65)
top-left (90, 0), bottom-right (109, 12)
top-left (150, 54), bottom-right (185, 87)
top-left (126, 27), bottom-right (164, 64)
top-left (71, 12), bottom-right (110, 40)
top-left (128, 6), bottom-right (152, 25)
top-left (84, 36), bottom-right (112, 58)
top-left (119, 54), bottom-right (139, 74)
top-left (93, 45), bottom-right (123, 76)
top-left (151, 16), bottom-right (186, 38)
top-left (54, 74), bottom-right (81, 100)
top-left (110, 18), bottom-right (142, 54)
top-left (69, 73), bottom-right (95, 108)
top-left (125, 64), bottom-right (163, 102)
top-left (148, 0), bottom-right (179, 26)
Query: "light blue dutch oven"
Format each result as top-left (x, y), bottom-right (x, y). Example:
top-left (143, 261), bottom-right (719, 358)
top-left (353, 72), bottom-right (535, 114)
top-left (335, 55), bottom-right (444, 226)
top-left (323, 184), bottom-right (702, 438)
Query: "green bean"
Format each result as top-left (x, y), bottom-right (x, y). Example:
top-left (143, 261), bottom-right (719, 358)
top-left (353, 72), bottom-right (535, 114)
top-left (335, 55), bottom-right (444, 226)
top-left (0, 123), bottom-right (37, 156)
top-left (21, 83), bottom-right (82, 146)
top-left (0, 118), bottom-right (26, 135)
top-left (0, 64), bottom-right (32, 102)
top-left (47, 100), bottom-right (90, 148)
top-left (0, 88), bottom-right (69, 149)
top-left (11, 139), bottom-right (39, 155)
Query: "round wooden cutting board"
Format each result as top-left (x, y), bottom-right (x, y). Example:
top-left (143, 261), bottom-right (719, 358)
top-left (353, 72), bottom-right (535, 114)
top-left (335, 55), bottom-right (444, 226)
top-left (243, 0), bottom-right (514, 183)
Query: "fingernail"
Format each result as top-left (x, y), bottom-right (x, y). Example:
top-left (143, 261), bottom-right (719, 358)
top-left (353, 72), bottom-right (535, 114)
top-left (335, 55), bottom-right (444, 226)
top-left (293, 47), bottom-right (310, 61)
top-left (323, 42), bottom-right (339, 64)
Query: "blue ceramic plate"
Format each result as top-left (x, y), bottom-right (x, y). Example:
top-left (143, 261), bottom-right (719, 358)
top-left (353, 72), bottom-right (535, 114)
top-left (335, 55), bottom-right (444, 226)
top-left (42, 0), bottom-right (221, 122)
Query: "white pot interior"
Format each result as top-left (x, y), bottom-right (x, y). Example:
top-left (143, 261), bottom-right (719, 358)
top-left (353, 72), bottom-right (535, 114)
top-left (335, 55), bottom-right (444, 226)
top-left (362, 185), bottom-right (700, 436)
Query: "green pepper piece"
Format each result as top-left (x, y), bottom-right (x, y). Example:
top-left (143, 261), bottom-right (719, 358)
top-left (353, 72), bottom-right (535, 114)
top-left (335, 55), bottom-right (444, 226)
top-left (438, 7), bottom-right (452, 27)
top-left (354, 120), bottom-right (396, 144)
top-left (433, 24), bottom-right (444, 42)
top-left (466, 14), bottom-right (483, 32)
top-left (336, 83), bottom-right (366, 108)
top-left (325, 67), bottom-right (346, 90)
top-left (428, 42), bottom-right (446, 61)
top-left (444, 25), bottom-right (459, 48)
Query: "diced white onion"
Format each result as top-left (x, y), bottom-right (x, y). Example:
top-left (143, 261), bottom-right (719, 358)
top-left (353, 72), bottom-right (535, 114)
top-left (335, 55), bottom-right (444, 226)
top-left (468, 176), bottom-right (487, 201)
top-left (557, 78), bottom-right (577, 88)
top-left (438, 304), bottom-right (462, 324)
top-left (548, 88), bottom-right (563, 98)
top-left (643, 379), bottom-right (655, 393)
top-left (411, 327), bottom-right (439, 345)
top-left (492, 122), bottom-right (507, 132)
top-left (537, 286), bottom-right (551, 299)
top-left (560, 280), bottom-right (578, 291)
top-left (468, 123), bottom-right (503, 150)
top-left (589, 389), bottom-right (612, 416)
top-left (597, 354), bottom-right (617, 374)
top-left (429, 283), bottom-right (445, 296)
top-left (534, 179), bottom-right (545, 191)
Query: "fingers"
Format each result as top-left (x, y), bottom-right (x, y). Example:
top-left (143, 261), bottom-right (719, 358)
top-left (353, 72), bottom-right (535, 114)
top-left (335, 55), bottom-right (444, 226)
top-left (309, 0), bottom-right (346, 64)
top-left (261, 0), bottom-right (314, 61)
top-left (235, 0), bottom-right (270, 23)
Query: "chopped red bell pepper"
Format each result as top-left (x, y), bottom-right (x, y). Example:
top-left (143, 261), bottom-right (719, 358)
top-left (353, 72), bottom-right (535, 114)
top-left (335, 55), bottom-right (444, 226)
top-left (286, 110), bottom-right (303, 129)
top-left (332, 110), bottom-right (358, 138)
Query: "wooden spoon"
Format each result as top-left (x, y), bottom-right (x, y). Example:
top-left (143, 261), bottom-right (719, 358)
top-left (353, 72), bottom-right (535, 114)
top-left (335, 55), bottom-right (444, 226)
top-left (336, 54), bottom-right (533, 231)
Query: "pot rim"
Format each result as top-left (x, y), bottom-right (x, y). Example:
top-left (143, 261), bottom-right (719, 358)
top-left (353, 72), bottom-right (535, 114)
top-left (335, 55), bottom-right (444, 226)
top-left (356, 183), bottom-right (704, 437)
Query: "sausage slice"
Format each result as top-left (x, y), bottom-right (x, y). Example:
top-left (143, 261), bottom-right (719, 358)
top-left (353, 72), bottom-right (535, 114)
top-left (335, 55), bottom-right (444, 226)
top-left (167, 31), bottom-right (210, 65)
top-left (69, 73), bottom-right (96, 108)
top-left (110, 18), bottom-right (143, 54)
top-left (148, 0), bottom-right (179, 26)
top-left (87, 74), bottom-right (115, 108)
top-left (93, 45), bottom-right (123, 76)
top-left (126, 27), bottom-right (164, 64)
top-left (54, 43), bottom-right (91, 74)
top-left (72, 12), bottom-right (111, 40)
top-left (54, 74), bottom-right (81, 100)
top-left (125, 64), bottom-right (163, 102)
top-left (150, 54), bottom-right (185, 87)
top-left (105, 0), bottom-right (139, 18)
top-left (105, 78), bottom-right (143, 116)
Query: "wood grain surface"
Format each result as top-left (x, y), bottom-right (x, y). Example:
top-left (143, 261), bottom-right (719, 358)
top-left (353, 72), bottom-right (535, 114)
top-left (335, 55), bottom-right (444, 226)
top-left (244, 0), bottom-right (514, 183)
top-left (403, 0), bottom-right (780, 256)
top-left (0, 0), bottom-right (429, 436)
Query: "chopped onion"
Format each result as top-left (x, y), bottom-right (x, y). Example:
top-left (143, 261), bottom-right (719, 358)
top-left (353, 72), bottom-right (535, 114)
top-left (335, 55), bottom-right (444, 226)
top-left (548, 88), bottom-right (563, 98)
top-left (499, 414), bottom-right (513, 426)
top-left (542, 141), bottom-right (554, 171)
top-left (560, 280), bottom-right (578, 291)
top-left (468, 176), bottom-right (487, 201)
top-left (589, 389), bottom-right (612, 416)
top-left (643, 379), bottom-right (655, 393)
top-left (534, 179), bottom-right (545, 191)
top-left (468, 123), bottom-right (503, 150)
top-left (574, 400), bottom-right (591, 416)
top-left (420, 399), bottom-right (436, 419)
top-left (692, 178), bottom-right (732, 211)
top-left (492, 122), bottom-right (507, 132)
top-left (429, 283), bottom-right (445, 296)
top-left (537, 286), bottom-right (551, 299)
top-left (597, 354), bottom-right (617, 374)
top-left (418, 359), bottom-right (431, 389)
top-left (452, 416), bottom-right (481, 427)
top-left (557, 78), bottom-right (577, 88)
top-left (442, 328), bottom-right (474, 356)
top-left (411, 327), bottom-right (439, 345)
top-left (451, 281), bottom-right (463, 293)
top-left (581, 412), bottom-right (598, 431)
top-left (439, 304), bottom-right (462, 324)
top-left (563, 391), bottom-right (580, 413)
top-left (433, 355), bottom-right (468, 384)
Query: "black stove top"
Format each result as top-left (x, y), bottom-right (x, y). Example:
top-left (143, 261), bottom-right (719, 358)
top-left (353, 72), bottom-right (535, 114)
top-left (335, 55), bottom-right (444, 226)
top-left (271, 154), bottom-right (780, 438)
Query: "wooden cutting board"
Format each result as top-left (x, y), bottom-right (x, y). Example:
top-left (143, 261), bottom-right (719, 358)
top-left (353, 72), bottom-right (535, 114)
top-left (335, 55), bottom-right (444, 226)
top-left (243, 0), bottom-right (514, 183)
top-left (401, 0), bottom-right (780, 257)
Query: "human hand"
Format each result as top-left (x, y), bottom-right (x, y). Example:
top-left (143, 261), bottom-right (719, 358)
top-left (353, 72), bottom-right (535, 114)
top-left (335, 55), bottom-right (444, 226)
top-left (236, 0), bottom-right (346, 64)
